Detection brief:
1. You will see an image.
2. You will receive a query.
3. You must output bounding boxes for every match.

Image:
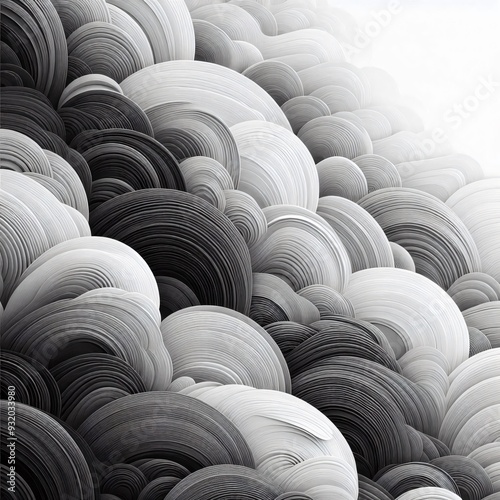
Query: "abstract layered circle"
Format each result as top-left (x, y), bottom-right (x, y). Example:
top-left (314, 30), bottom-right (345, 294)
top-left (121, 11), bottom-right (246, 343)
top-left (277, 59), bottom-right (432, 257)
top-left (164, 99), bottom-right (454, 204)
top-left (343, 267), bottom-right (470, 369)
top-left (360, 188), bottom-right (482, 289)
top-left (90, 189), bottom-right (253, 315)
top-left (161, 305), bottom-right (291, 392)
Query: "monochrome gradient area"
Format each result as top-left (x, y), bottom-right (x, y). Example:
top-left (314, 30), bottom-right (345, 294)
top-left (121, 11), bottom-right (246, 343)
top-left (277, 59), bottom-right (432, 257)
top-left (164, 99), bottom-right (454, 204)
top-left (1, 1), bottom-right (499, 499)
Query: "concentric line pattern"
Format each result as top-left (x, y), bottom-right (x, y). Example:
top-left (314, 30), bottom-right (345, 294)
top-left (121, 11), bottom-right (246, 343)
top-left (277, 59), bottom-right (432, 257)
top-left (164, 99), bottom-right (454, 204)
top-left (0, 0), bottom-right (497, 498)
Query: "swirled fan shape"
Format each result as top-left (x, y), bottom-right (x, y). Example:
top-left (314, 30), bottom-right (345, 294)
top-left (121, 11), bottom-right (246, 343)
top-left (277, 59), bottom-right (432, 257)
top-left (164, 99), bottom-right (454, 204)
top-left (360, 188), bottom-right (481, 289)
top-left (120, 60), bottom-right (291, 129)
top-left (90, 189), bottom-right (253, 315)
top-left (161, 305), bottom-right (291, 392)
top-left (78, 391), bottom-right (255, 470)
top-left (0, 0), bottom-right (68, 105)
top-left (2, 235), bottom-right (160, 330)
top-left (446, 179), bottom-right (500, 284)
top-left (231, 120), bottom-right (319, 210)
top-left (343, 267), bottom-right (469, 370)
top-left (317, 196), bottom-right (394, 272)
top-left (396, 154), bottom-right (483, 201)
top-left (440, 348), bottom-right (500, 456)
top-left (292, 356), bottom-right (442, 477)
top-left (298, 116), bottom-right (373, 161)
top-left (250, 204), bottom-right (351, 293)
top-left (2, 287), bottom-right (171, 391)
top-left (0, 401), bottom-right (94, 499)
top-left (182, 384), bottom-right (358, 500)
top-left (250, 273), bottom-right (320, 327)
top-left (0, 169), bottom-right (89, 304)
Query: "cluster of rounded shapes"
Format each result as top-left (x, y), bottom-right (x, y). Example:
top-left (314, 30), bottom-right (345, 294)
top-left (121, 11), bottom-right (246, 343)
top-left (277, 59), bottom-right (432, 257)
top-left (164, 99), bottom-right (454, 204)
top-left (360, 188), bottom-right (482, 289)
top-left (0, 166), bottom-right (89, 305)
top-left (446, 179), bottom-right (500, 284)
top-left (161, 305), bottom-right (291, 392)
top-left (89, 188), bottom-right (254, 315)
top-left (182, 384), bottom-right (358, 499)
top-left (249, 204), bottom-right (352, 293)
top-left (396, 154), bottom-right (483, 201)
top-left (1, 0), bottom-right (498, 498)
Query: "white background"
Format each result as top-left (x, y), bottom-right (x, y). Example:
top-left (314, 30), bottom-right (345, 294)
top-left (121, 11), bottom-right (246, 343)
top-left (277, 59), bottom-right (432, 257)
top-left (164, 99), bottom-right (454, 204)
top-left (333, 0), bottom-right (500, 177)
